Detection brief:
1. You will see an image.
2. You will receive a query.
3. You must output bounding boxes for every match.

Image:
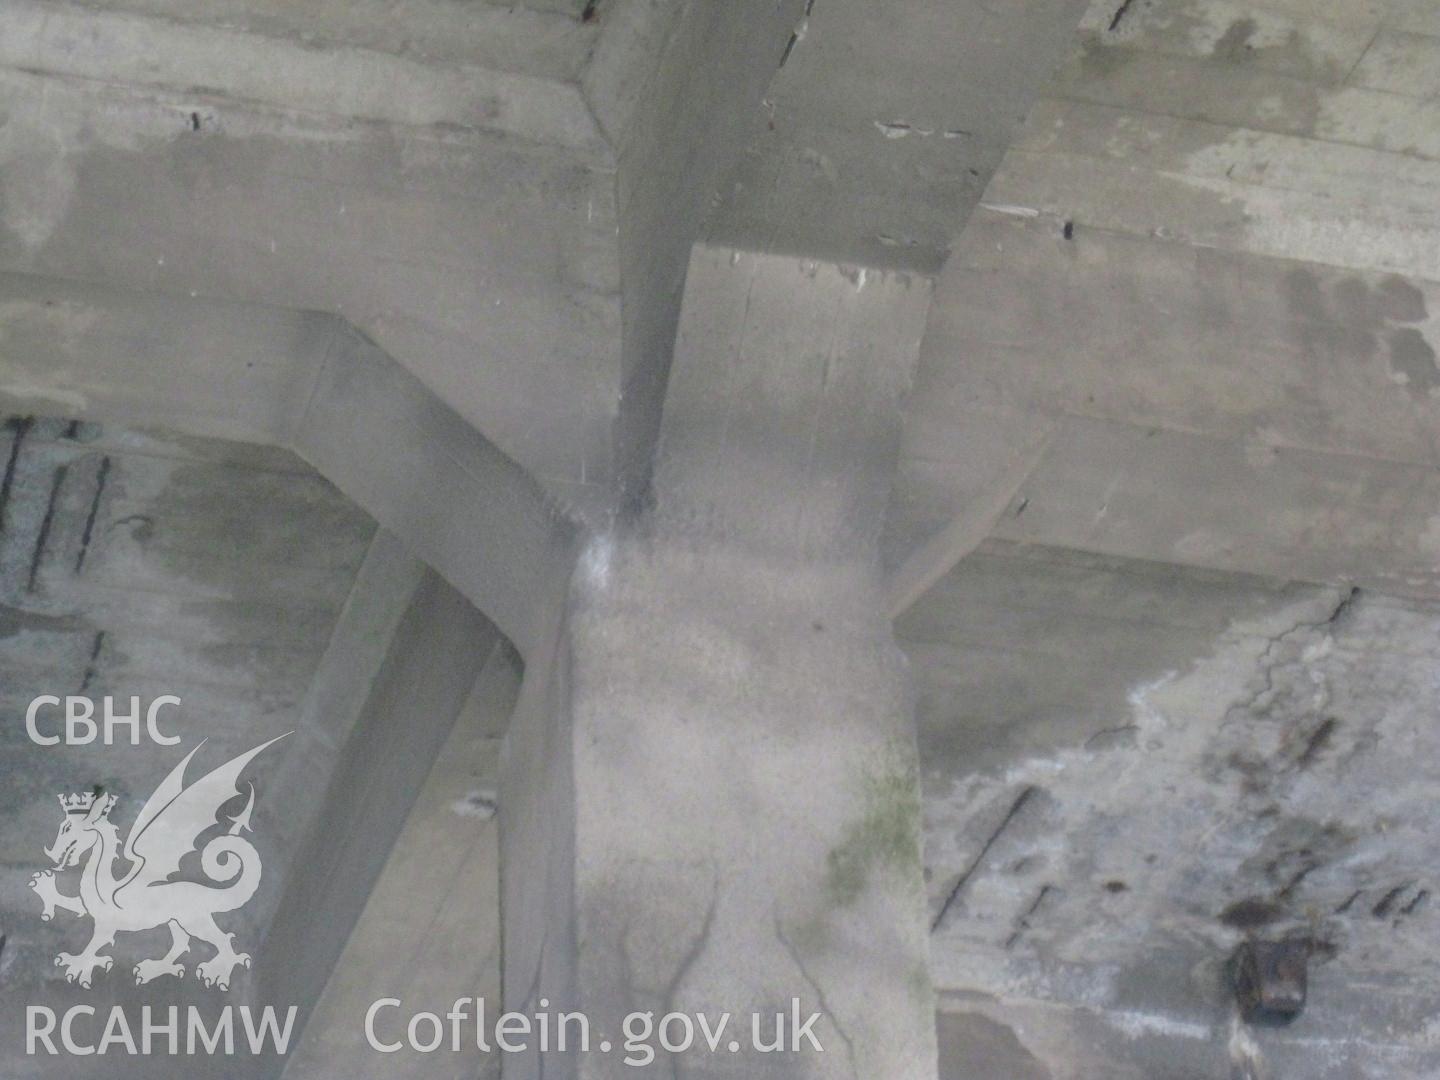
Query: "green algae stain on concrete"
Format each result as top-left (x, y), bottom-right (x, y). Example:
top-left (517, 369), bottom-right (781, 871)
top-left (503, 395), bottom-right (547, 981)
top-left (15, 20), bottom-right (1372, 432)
top-left (826, 750), bottom-right (923, 907)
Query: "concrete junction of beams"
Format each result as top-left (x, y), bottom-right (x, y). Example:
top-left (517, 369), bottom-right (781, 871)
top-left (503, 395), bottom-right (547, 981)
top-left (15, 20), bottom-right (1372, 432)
top-left (1, 0), bottom-right (1439, 1078)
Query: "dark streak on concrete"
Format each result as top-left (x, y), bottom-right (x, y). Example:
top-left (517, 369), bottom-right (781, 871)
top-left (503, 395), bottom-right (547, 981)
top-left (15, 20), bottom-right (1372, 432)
top-left (75, 456), bottom-right (112, 573)
top-left (779, 30), bottom-right (800, 67)
top-left (27, 465), bottom-right (68, 593)
top-left (78, 630), bottom-right (106, 695)
top-left (1276, 862), bottom-right (1316, 901)
top-left (1212, 18), bottom-right (1258, 64)
top-left (1295, 717), bottom-right (1339, 770)
top-left (933, 786), bottom-right (1038, 932)
top-left (1222, 897), bottom-right (1284, 929)
top-left (1006, 883), bottom-right (1055, 949)
top-left (0, 417), bottom-right (35, 536)
top-left (1372, 883), bottom-right (1413, 919)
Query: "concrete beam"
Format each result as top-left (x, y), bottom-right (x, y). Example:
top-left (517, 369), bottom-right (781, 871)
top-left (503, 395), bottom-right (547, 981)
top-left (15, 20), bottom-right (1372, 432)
top-left (292, 324), bottom-right (577, 657)
top-left (0, 270), bottom-right (329, 444)
top-left (885, 427), bottom-right (1054, 620)
top-left (584, 0), bottom-right (807, 508)
top-left (254, 554), bottom-right (502, 1070)
top-left (704, 0), bottom-right (1090, 273)
top-left (0, 20), bottom-right (621, 514)
top-left (281, 637), bottom-right (521, 1079)
top-left (1, 0), bottom-right (605, 151)
top-left (990, 98), bottom-right (1440, 284)
top-left (0, 271), bottom-right (576, 656)
top-left (0, 0), bottom-right (831, 519)
top-left (887, 209), bottom-right (1440, 602)
top-left (885, 0), bottom-right (1440, 607)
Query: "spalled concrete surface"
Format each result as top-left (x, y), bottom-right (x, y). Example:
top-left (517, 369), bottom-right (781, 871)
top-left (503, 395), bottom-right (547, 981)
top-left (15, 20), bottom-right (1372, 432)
top-left (0, 415), bottom-right (375, 1077)
top-left (904, 542), bottom-right (1440, 1077)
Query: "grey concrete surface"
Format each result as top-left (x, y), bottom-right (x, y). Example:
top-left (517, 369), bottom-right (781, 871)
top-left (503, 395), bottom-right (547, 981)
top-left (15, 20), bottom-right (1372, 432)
top-left (593, 0), bottom-right (809, 509)
top-left (706, 0), bottom-right (1090, 274)
top-left (0, 415), bottom-right (376, 1078)
top-left (282, 642), bottom-right (520, 1079)
top-left (502, 247), bottom-right (938, 1079)
top-left (887, 0), bottom-right (1440, 599)
top-left (2, 0), bottom-right (1439, 1077)
top-left (0, 271), bottom-right (577, 657)
top-left (905, 543), bottom-right (1440, 1077)
top-left (256, 566), bottom-right (503, 1073)
top-left (0, 0), bottom-right (818, 521)
top-left (879, 6), bottom-right (1440, 1070)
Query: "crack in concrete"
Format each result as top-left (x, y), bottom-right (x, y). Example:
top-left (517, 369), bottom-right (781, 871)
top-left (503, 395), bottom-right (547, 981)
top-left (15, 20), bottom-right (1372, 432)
top-left (1224, 587), bottom-right (1360, 727)
top-left (1334, 889), bottom-right (1363, 915)
top-left (1294, 716), bottom-right (1340, 771)
top-left (775, 915), bottom-right (857, 1079)
top-left (660, 877), bottom-right (719, 1080)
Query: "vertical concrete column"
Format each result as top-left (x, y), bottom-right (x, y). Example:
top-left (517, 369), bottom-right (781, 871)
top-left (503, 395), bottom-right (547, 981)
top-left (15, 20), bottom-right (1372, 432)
top-left (502, 247), bottom-right (936, 1079)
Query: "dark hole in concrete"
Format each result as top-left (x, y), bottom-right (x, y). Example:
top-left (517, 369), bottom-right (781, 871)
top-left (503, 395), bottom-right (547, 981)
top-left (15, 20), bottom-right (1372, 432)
top-left (1221, 897), bottom-right (1284, 929)
top-left (1104, 880), bottom-right (1128, 893)
top-left (1230, 939), bottom-right (1309, 1026)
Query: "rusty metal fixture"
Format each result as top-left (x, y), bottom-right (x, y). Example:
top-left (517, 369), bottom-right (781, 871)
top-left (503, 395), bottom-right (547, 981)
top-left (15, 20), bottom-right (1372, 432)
top-left (1230, 938), bottom-right (1310, 1026)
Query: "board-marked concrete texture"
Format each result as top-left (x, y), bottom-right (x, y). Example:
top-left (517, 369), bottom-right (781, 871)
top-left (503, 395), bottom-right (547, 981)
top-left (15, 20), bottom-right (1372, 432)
top-left (0, 0), bottom-right (818, 521)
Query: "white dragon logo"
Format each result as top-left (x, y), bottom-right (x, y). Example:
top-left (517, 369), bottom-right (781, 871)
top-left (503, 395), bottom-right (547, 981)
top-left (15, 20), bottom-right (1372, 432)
top-left (29, 735), bottom-right (288, 991)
